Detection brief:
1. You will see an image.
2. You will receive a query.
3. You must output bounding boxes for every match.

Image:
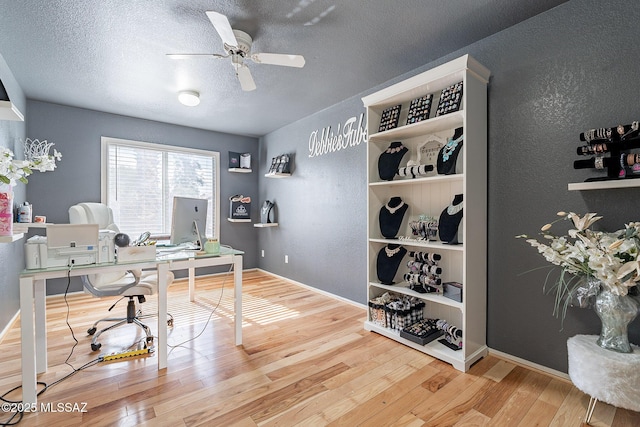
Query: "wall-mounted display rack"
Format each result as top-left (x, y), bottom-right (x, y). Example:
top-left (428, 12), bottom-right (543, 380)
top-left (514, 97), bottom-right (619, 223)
top-left (569, 127), bottom-right (640, 190)
top-left (265, 153), bottom-right (292, 177)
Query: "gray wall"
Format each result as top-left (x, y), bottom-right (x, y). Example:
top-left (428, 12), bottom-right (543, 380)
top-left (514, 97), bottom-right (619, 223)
top-left (258, 0), bottom-right (640, 372)
top-left (258, 97), bottom-right (367, 302)
top-left (4, 0), bottom-right (640, 374)
top-left (0, 53), bottom-right (26, 332)
top-left (26, 100), bottom-right (260, 294)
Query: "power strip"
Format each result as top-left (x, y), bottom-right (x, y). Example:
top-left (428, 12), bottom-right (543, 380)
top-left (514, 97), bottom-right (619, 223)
top-left (101, 347), bottom-right (153, 362)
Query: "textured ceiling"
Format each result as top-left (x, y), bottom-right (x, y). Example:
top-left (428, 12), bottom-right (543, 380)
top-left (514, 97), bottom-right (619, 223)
top-left (0, 0), bottom-right (568, 137)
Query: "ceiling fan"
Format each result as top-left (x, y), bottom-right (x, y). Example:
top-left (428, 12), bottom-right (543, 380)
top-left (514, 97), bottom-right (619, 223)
top-left (168, 11), bottom-right (305, 91)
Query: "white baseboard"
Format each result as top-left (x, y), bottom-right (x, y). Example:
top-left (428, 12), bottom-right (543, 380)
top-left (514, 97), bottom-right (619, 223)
top-left (3, 267), bottom-right (568, 381)
top-left (0, 310), bottom-right (20, 345)
top-left (257, 269), bottom-right (571, 381)
top-left (256, 269), bottom-right (367, 311)
top-left (488, 347), bottom-right (570, 382)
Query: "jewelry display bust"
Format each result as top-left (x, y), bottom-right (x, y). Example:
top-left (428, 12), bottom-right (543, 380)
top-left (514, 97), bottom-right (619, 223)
top-left (378, 141), bottom-right (408, 181)
top-left (376, 244), bottom-right (407, 285)
top-left (379, 196), bottom-right (409, 238)
top-left (437, 127), bottom-right (464, 175)
top-left (438, 194), bottom-right (464, 244)
top-left (260, 200), bottom-right (275, 224)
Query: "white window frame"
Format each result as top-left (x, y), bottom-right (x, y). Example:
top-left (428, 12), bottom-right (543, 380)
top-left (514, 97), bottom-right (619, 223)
top-left (100, 136), bottom-right (220, 241)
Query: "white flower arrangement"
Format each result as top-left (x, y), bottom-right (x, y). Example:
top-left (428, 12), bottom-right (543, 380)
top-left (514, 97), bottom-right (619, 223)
top-left (0, 139), bottom-right (61, 186)
top-left (517, 211), bottom-right (640, 319)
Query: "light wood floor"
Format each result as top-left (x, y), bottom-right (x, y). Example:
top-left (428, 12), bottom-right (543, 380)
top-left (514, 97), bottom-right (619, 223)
top-left (1, 270), bottom-right (638, 426)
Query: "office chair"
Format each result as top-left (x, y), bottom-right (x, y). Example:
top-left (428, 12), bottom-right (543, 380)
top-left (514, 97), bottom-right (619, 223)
top-left (69, 202), bottom-right (174, 351)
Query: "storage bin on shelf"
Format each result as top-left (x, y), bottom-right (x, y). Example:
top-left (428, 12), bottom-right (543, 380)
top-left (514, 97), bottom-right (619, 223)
top-left (368, 292), bottom-right (425, 331)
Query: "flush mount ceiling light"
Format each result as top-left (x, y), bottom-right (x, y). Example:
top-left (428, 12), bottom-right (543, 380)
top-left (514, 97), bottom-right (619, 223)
top-left (178, 90), bottom-right (200, 106)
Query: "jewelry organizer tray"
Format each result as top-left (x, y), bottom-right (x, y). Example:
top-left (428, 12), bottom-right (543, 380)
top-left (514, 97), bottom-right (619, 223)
top-left (575, 123), bottom-right (640, 182)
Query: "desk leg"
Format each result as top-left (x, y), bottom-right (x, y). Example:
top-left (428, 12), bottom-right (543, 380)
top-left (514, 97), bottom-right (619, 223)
top-left (157, 263), bottom-right (169, 369)
top-left (234, 255), bottom-right (242, 346)
top-left (188, 266), bottom-right (195, 302)
top-left (34, 279), bottom-right (47, 373)
top-left (20, 277), bottom-right (37, 405)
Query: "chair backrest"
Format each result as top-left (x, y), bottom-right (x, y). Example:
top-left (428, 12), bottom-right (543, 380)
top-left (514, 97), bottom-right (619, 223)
top-left (68, 202), bottom-right (131, 292)
top-left (69, 202), bottom-right (119, 232)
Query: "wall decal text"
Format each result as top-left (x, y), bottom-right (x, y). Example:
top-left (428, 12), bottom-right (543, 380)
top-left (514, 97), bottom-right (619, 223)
top-left (308, 113), bottom-right (367, 158)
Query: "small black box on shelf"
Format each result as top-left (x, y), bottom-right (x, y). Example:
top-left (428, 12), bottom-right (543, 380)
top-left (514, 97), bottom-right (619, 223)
top-left (400, 318), bottom-right (443, 345)
top-left (228, 151), bottom-right (241, 168)
top-left (229, 152), bottom-right (251, 169)
top-left (229, 195), bottom-right (251, 219)
top-left (443, 281), bottom-right (463, 302)
top-left (400, 328), bottom-right (443, 346)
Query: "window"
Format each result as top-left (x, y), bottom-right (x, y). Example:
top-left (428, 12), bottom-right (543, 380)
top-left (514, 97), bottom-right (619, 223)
top-left (101, 137), bottom-right (220, 241)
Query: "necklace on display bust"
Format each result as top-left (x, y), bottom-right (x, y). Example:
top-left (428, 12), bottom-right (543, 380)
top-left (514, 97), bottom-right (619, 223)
top-left (378, 142), bottom-right (409, 181)
top-left (437, 127), bottom-right (464, 175)
top-left (447, 200), bottom-right (464, 215)
top-left (385, 143), bottom-right (406, 154)
top-left (441, 134), bottom-right (463, 162)
top-left (385, 245), bottom-right (402, 257)
top-left (385, 199), bottom-right (406, 214)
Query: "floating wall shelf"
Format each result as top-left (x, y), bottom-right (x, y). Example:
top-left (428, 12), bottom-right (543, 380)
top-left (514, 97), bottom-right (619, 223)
top-left (0, 233), bottom-right (24, 243)
top-left (254, 223), bottom-right (278, 228)
top-left (227, 218), bottom-right (251, 223)
top-left (0, 222), bottom-right (52, 243)
top-left (0, 100), bottom-right (24, 121)
top-left (265, 172), bottom-right (291, 178)
top-left (568, 179), bottom-right (640, 191)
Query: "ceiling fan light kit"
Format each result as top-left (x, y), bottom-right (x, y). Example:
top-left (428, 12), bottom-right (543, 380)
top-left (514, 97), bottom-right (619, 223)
top-left (178, 90), bottom-right (200, 106)
top-left (168, 11), bottom-right (305, 91)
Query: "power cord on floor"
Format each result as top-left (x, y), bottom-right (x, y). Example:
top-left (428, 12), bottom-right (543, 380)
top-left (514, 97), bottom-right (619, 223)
top-left (63, 265), bottom-right (79, 370)
top-left (1, 249), bottom-right (236, 425)
top-left (0, 265), bottom-right (102, 426)
top-left (167, 261), bottom-right (232, 351)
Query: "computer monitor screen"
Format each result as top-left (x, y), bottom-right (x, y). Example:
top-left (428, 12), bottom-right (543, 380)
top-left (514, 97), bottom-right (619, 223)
top-left (170, 197), bottom-right (208, 247)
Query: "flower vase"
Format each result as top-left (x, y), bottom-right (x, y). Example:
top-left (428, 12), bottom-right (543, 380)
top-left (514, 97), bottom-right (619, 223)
top-left (594, 288), bottom-right (639, 353)
top-left (0, 184), bottom-right (13, 237)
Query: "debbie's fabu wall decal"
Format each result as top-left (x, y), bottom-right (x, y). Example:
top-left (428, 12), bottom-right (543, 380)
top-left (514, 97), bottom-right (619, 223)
top-left (308, 113), bottom-right (367, 158)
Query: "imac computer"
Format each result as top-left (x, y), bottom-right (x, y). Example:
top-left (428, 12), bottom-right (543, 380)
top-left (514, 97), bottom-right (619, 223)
top-left (170, 196), bottom-right (208, 248)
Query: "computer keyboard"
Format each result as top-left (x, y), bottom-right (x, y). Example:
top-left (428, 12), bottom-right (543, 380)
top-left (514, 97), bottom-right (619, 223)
top-left (155, 242), bottom-right (200, 253)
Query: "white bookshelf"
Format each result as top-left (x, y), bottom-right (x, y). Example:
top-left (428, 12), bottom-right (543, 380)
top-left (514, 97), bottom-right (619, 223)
top-left (362, 54), bottom-right (490, 372)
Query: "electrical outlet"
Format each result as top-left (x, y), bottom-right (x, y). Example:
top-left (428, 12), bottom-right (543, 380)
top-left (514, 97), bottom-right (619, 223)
top-left (261, 249), bottom-right (265, 257)
top-left (285, 255), bottom-right (289, 263)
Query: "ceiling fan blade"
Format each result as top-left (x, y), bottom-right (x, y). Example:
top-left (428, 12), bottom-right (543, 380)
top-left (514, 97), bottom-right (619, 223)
top-left (167, 53), bottom-right (227, 59)
top-left (206, 11), bottom-right (238, 47)
top-left (236, 65), bottom-right (256, 91)
top-left (250, 53), bottom-right (305, 68)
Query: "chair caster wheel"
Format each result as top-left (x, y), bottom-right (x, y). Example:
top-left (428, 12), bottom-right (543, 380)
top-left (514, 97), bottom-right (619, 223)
top-left (87, 327), bottom-right (96, 335)
top-left (146, 337), bottom-right (154, 345)
top-left (91, 343), bottom-right (101, 351)
top-left (167, 319), bottom-right (173, 327)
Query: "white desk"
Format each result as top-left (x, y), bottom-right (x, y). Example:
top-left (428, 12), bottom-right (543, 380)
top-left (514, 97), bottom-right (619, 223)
top-left (19, 247), bottom-right (243, 405)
